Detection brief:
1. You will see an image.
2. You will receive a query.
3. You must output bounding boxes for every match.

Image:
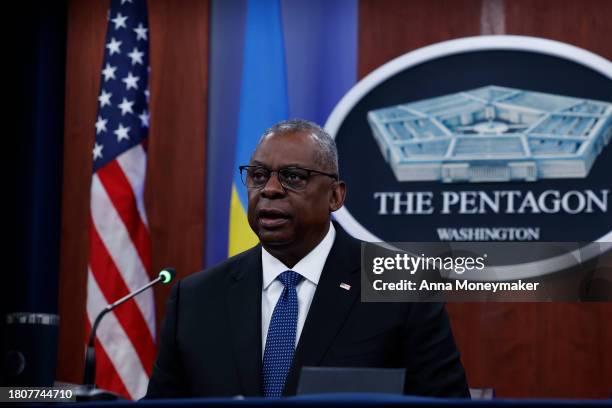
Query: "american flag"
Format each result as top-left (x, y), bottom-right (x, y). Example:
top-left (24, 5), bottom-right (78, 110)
top-left (86, 0), bottom-right (155, 399)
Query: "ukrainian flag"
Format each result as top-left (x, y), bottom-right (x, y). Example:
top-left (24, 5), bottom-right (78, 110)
top-left (229, 0), bottom-right (288, 256)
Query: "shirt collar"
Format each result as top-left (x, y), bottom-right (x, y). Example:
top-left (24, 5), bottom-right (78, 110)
top-left (261, 222), bottom-right (336, 290)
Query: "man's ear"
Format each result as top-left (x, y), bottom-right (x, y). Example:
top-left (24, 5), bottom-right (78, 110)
top-left (329, 180), bottom-right (346, 212)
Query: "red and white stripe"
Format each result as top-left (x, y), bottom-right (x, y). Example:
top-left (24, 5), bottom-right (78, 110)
top-left (86, 143), bottom-right (155, 400)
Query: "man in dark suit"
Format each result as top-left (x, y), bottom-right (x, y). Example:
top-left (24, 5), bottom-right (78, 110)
top-left (146, 119), bottom-right (470, 398)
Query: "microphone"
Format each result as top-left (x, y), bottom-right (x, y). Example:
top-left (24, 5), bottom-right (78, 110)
top-left (82, 267), bottom-right (176, 388)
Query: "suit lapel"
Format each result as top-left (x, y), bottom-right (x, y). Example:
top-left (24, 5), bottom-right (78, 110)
top-left (283, 226), bottom-right (362, 395)
top-left (226, 245), bottom-right (263, 396)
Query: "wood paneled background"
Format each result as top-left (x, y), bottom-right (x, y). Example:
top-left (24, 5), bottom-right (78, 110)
top-left (58, 0), bottom-right (611, 398)
top-left (58, 0), bottom-right (208, 384)
top-left (358, 0), bottom-right (612, 398)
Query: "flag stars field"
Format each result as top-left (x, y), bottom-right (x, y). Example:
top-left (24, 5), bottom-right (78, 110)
top-left (133, 23), bottom-right (147, 40)
top-left (128, 47), bottom-right (144, 65)
top-left (122, 72), bottom-right (140, 90)
top-left (118, 98), bottom-right (135, 115)
top-left (114, 123), bottom-right (131, 142)
top-left (138, 110), bottom-right (149, 127)
top-left (106, 37), bottom-right (122, 55)
top-left (99, 90), bottom-right (112, 107)
top-left (93, 142), bottom-right (104, 160)
top-left (95, 117), bottom-right (108, 134)
top-left (102, 64), bottom-right (117, 81)
top-left (112, 13), bottom-right (128, 30)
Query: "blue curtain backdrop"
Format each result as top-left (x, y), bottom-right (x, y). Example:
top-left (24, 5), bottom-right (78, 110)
top-left (11, 2), bottom-right (66, 316)
top-left (205, 0), bottom-right (357, 267)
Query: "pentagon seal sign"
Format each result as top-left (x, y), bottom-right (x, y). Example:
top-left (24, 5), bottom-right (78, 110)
top-left (367, 86), bottom-right (612, 183)
top-left (326, 36), bottom-right (612, 278)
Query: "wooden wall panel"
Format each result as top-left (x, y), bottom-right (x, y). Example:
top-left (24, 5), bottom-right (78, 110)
top-left (358, 0), bottom-right (612, 398)
top-left (505, 0), bottom-right (612, 60)
top-left (358, 0), bottom-right (482, 78)
top-left (57, 0), bottom-right (108, 384)
top-left (146, 0), bottom-right (208, 333)
top-left (58, 0), bottom-right (208, 383)
top-left (447, 303), bottom-right (612, 398)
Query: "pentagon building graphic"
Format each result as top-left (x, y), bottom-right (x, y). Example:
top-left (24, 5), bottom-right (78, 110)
top-left (367, 86), bottom-right (612, 183)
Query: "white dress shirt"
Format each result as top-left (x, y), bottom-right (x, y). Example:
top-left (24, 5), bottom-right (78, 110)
top-left (261, 222), bottom-right (336, 355)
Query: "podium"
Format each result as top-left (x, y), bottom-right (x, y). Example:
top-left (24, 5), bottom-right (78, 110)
top-left (66, 394), bottom-right (611, 408)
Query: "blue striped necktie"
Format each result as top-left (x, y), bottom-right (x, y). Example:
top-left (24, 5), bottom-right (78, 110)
top-left (262, 270), bottom-right (303, 397)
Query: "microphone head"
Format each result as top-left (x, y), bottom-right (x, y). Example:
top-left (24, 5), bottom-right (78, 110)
top-left (159, 268), bottom-right (176, 284)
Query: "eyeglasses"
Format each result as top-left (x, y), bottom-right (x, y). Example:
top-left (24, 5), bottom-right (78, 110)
top-left (239, 165), bottom-right (338, 191)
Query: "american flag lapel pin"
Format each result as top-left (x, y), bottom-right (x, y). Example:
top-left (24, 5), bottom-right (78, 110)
top-left (339, 282), bottom-right (351, 291)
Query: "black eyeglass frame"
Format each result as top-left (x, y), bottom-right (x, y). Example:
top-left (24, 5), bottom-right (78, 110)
top-left (239, 165), bottom-right (338, 191)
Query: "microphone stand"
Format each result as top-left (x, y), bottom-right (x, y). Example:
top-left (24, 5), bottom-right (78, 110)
top-left (76, 268), bottom-right (175, 401)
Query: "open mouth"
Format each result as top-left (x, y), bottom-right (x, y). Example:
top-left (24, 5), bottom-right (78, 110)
top-left (258, 208), bottom-right (291, 228)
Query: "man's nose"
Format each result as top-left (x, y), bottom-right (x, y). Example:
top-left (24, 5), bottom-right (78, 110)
top-left (261, 171), bottom-right (286, 197)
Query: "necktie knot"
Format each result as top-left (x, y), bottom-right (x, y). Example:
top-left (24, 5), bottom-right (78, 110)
top-left (278, 270), bottom-right (303, 289)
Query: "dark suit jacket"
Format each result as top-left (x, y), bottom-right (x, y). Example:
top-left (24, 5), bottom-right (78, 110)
top-left (146, 224), bottom-right (470, 398)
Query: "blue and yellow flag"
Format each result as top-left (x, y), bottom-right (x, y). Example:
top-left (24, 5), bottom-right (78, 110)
top-left (229, 0), bottom-right (288, 256)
